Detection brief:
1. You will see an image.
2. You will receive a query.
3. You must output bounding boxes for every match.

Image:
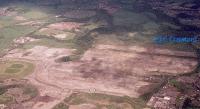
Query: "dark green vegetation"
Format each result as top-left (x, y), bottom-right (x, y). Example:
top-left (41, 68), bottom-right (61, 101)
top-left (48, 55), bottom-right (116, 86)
top-left (53, 103), bottom-right (69, 109)
top-left (0, 82), bottom-right (38, 105)
top-left (140, 79), bottom-right (168, 101)
top-left (55, 56), bottom-right (72, 62)
top-left (22, 84), bottom-right (38, 98)
top-left (169, 79), bottom-right (186, 92)
top-left (53, 92), bottom-right (148, 109)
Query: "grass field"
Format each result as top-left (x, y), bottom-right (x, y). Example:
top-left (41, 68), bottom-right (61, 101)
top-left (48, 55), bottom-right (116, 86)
top-left (53, 92), bottom-right (148, 109)
top-left (0, 4), bottom-right (56, 55)
top-left (21, 9), bottom-right (49, 20)
top-left (0, 60), bottom-right (35, 80)
top-left (0, 24), bottom-right (38, 54)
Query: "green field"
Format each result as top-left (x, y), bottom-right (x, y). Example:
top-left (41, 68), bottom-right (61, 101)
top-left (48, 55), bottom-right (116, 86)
top-left (53, 92), bottom-right (148, 109)
top-left (0, 4), bottom-right (56, 55)
top-left (0, 61), bottom-right (35, 80)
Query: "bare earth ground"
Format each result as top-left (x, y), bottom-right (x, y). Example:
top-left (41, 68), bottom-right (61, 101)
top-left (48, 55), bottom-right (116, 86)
top-left (3, 43), bottom-right (197, 109)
